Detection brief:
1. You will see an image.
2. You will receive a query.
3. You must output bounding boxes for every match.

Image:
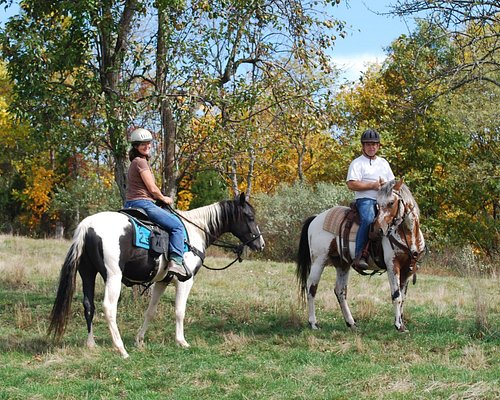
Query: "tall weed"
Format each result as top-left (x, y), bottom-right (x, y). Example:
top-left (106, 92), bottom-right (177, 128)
top-left (455, 245), bottom-right (494, 338)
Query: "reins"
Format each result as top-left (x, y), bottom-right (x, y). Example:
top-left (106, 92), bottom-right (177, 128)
top-left (166, 204), bottom-right (261, 271)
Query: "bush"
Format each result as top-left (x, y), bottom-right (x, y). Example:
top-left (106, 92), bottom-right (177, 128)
top-left (253, 181), bottom-right (352, 262)
top-left (51, 174), bottom-right (122, 236)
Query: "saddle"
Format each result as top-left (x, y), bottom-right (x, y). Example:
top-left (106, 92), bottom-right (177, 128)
top-left (325, 202), bottom-right (386, 275)
top-left (119, 208), bottom-right (169, 257)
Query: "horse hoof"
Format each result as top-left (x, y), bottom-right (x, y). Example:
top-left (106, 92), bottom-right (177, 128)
top-left (135, 339), bottom-right (145, 349)
top-left (176, 340), bottom-right (190, 348)
top-left (309, 322), bottom-right (320, 330)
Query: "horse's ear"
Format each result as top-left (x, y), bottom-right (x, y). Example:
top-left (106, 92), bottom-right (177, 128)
top-left (394, 178), bottom-right (404, 191)
top-left (238, 192), bottom-right (246, 205)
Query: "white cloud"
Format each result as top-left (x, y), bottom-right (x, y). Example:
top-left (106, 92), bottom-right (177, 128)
top-left (332, 53), bottom-right (386, 82)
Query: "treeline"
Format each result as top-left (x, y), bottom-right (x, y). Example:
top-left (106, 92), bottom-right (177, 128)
top-left (0, 0), bottom-right (497, 256)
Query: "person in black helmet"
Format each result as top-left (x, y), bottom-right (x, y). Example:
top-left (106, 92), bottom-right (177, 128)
top-left (346, 129), bottom-right (395, 269)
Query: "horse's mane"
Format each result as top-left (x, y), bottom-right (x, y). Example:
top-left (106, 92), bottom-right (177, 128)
top-left (180, 198), bottom-right (253, 238)
top-left (379, 180), bottom-right (420, 217)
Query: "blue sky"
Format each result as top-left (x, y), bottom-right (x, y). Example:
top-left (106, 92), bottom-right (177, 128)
top-left (1, 1), bottom-right (416, 81)
top-left (329, 1), bottom-right (417, 81)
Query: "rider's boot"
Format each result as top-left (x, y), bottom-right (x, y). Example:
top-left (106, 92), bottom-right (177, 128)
top-left (167, 254), bottom-right (192, 282)
top-left (353, 245), bottom-right (370, 270)
top-left (353, 254), bottom-right (369, 270)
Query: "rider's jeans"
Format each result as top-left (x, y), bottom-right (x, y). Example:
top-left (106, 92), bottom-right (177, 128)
top-left (355, 198), bottom-right (377, 258)
top-left (124, 199), bottom-right (184, 258)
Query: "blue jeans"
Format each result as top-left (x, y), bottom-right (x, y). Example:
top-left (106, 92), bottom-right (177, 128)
top-left (124, 199), bottom-right (185, 258)
top-left (355, 198), bottom-right (377, 258)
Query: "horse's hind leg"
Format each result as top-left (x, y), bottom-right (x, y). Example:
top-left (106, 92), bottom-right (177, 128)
top-left (334, 265), bottom-right (357, 329)
top-left (102, 274), bottom-right (129, 358)
top-left (306, 255), bottom-right (327, 329)
top-left (136, 281), bottom-right (168, 349)
top-left (79, 256), bottom-right (98, 348)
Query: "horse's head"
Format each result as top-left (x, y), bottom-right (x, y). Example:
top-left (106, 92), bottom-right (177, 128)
top-left (374, 178), bottom-right (419, 237)
top-left (230, 193), bottom-right (265, 251)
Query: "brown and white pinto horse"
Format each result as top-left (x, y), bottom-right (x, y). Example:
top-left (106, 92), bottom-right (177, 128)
top-left (296, 179), bottom-right (426, 332)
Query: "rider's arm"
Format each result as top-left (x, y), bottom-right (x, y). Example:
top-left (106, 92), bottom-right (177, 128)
top-left (140, 169), bottom-right (174, 205)
top-left (347, 179), bottom-right (383, 192)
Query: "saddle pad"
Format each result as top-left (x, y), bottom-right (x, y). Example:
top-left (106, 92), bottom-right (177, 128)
top-left (128, 213), bottom-right (190, 253)
top-left (323, 206), bottom-right (358, 241)
top-left (130, 218), bottom-right (151, 250)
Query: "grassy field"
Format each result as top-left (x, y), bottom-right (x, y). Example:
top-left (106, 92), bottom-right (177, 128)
top-left (0, 234), bottom-right (498, 399)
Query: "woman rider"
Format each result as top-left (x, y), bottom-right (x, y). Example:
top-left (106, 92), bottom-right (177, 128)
top-left (124, 128), bottom-right (191, 281)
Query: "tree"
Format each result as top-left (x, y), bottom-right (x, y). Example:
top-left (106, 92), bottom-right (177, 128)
top-left (389, 0), bottom-right (500, 93)
top-left (1, 0), bottom-right (346, 202)
top-left (1, 0), bottom-right (145, 200)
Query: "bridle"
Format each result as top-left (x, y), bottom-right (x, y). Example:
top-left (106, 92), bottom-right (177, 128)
top-left (382, 191), bottom-right (427, 279)
top-left (167, 205), bottom-right (262, 271)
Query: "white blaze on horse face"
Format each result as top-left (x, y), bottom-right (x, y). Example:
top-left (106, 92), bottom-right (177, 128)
top-left (375, 205), bottom-right (389, 235)
top-left (376, 195), bottom-right (399, 236)
top-left (254, 225), bottom-right (265, 250)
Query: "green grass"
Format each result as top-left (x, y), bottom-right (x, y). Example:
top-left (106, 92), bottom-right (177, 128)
top-left (0, 235), bottom-right (498, 399)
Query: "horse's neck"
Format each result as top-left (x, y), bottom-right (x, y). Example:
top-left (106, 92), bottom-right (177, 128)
top-left (182, 202), bottom-right (232, 247)
top-left (399, 210), bottom-right (425, 254)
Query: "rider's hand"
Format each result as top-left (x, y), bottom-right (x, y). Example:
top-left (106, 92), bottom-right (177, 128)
top-left (161, 196), bottom-right (174, 205)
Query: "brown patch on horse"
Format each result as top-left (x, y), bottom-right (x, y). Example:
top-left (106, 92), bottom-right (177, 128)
top-left (328, 238), bottom-right (341, 261)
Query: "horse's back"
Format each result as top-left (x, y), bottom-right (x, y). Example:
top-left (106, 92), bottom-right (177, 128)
top-left (79, 211), bottom-right (130, 237)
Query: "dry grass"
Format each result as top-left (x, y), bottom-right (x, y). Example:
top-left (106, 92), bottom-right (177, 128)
top-left (0, 234), bottom-right (68, 285)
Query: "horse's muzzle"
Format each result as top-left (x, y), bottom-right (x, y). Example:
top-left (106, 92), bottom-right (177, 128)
top-left (250, 234), bottom-right (265, 251)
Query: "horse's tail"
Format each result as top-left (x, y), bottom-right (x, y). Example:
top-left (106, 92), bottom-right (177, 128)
top-left (296, 215), bottom-right (316, 303)
top-left (48, 220), bottom-right (89, 341)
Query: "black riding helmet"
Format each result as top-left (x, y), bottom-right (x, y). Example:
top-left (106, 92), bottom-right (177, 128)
top-left (360, 129), bottom-right (380, 143)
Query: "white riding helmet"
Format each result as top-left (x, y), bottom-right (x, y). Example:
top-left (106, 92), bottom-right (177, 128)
top-left (130, 128), bottom-right (153, 143)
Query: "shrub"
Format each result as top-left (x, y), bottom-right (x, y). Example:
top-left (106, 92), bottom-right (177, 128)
top-left (253, 181), bottom-right (352, 262)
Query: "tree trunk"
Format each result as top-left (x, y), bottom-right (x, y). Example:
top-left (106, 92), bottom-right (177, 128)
top-left (246, 148), bottom-right (255, 198)
top-left (162, 105), bottom-right (178, 198)
top-left (230, 158), bottom-right (239, 197)
top-left (96, 0), bottom-right (139, 202)
top-left (114, 153), bottom-right (128, 201)
top-left (157, 7), bottom-right (178, 199)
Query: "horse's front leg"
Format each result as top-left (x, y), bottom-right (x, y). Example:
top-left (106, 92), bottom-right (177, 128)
top-left (136, 281), bottom-right (168, 349)
top-left (399, 280), bottom-right (410, 327)
top-left (174, 277), bottom-right (194, 347)
top-left (306, 255), bottom-right (327, 329)
top-left (102, 274), bottom-right (129, 358)
top-left (334, 265), bottom-right (357, 329)
top-left (386, 258), bottom-right (407, 332)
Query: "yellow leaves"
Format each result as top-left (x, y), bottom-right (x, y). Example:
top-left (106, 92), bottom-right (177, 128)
top-left (13, 162), bottom-right (59, 230)
top-left (176, 175), bottom-right (193, 211)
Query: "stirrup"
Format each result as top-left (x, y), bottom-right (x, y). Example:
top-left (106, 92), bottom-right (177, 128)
top-left (167, 260), bottom-right (192, 282)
